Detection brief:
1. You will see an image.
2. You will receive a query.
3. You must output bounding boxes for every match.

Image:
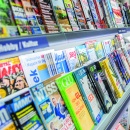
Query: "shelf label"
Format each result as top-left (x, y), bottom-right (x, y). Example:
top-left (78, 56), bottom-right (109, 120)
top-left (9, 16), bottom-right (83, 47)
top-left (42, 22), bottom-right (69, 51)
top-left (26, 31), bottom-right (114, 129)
top-left (118, 28), bottom-right (127, 34)
top-left (0, 36), bottom-right (49, 57)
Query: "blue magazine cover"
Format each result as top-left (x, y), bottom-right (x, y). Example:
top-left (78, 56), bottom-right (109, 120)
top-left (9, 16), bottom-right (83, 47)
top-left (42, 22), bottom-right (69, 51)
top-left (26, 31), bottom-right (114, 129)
top-left (6, 91), bottom-right (44, 130)
top-left (54, 50), bottom-right (69, 73)
top-left (102, 40), bottom-right (112, 56)
top-left (0, 104), bottom-right (16, 130)
top-left (73, 67), bottom-right (103, 124)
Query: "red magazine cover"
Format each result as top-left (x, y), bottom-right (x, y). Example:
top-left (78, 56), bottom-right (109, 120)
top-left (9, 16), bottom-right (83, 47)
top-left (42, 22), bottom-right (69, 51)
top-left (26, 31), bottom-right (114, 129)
top-left (0, 57), bottom-right (28, 99)
top-left (93, 0), bottom-right (108, 28)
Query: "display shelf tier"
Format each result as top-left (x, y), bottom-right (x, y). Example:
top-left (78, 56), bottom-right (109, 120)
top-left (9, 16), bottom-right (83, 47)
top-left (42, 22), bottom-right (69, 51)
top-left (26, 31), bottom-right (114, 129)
top-left (94, 84), bottom-right (130, 130)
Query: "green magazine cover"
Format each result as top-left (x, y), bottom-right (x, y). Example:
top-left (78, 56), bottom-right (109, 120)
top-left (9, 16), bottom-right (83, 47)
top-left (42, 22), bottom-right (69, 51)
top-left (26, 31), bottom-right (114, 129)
top-left (55, 72), bottom-right (94, 130)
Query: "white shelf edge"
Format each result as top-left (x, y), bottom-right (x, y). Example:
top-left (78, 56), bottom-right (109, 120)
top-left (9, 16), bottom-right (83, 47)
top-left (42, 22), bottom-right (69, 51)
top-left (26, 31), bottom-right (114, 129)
top-left (94, 84), bottom-right (130, 130)
top-left (0, 88), bottom-right (29, 103)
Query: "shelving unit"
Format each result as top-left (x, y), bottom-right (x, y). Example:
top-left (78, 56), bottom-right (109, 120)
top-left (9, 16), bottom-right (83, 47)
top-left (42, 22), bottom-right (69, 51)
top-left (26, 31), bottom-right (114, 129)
top-left (0, 27), bottom-right (130, 129)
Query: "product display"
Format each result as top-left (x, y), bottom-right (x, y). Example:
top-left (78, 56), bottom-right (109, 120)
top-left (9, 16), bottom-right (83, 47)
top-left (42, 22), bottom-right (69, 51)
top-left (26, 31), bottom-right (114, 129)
top-left (0, 0), bottom-right (130, 130)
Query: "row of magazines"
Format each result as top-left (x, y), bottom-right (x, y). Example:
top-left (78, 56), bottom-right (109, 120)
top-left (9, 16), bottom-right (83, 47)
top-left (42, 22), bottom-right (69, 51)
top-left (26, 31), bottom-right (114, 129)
top-left (0, 0), bottom-right (130, 37)
top-left (0, 34), bottom-right (130, 130)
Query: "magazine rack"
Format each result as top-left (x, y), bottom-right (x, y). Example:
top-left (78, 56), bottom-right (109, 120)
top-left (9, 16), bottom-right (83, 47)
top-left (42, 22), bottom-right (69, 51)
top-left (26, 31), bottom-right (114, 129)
top-left (0, 27), bottom-right (130, 129)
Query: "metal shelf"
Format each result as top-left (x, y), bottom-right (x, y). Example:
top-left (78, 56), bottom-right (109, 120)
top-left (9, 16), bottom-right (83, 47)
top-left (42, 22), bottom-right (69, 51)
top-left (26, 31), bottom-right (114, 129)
top-left (0, 88), bottom-right (29, 103)
top-left (94, 84), bottom-right (130, 130)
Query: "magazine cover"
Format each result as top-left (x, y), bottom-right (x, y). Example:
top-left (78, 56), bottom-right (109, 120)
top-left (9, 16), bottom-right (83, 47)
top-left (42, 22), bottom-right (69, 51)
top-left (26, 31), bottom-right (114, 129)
top-left (44, 52), bottom-right (57, 77)
top-left (6, 91), bottom-right (44, 130)
top-left (0, 0), bottom-right (19, 37)
top-left (54, 50), bottom-right (69, 74)
top-left (86, 63), bottom-right (113, 113)
top-left (100, 58), bottom-right (124, 98)
top-left (85, 40), bottom-right (96, 49)
top-left (7, 26), bottom-right (19, 37)
top-left (87, 48), bottom-right (98, 61)
top-left (0, 57), bottom-right (28, 99)
top-left (88, 0), bottom-right (101, 29)
top-left (51, 0), bottom-right (72, 32)
top-left (95, 61), bottom-right (118, 104)
top-left (19, 51), bottom-right (50, 87)
top-left (0, 26), bottom-right (9, 38)
top-left (80, 0), bottom-right (95, 29)
top-left (110, 0), bottom-right (124, 28)
top-left (113, 51), bottom-right (130, 85)
top-left (73, 67), bottom-right (103, 124)
top-left (102, 39), bottom-right (112, 56)
top-left (56, 72), bottom-right (94, 130)
top-left (64, 48), bottom-right (80, 71)
top-left (30, 0), bottom-right (46, 34)
top-left (94, 41), bottom-right (105, 59)
top-left (63, 0), bottom-right (79, 31)
top-left (102, 0), bottom-right (114, 28)
top-left (71, 0), bottom-right (88, 29)
top-left (93, 0), bottom-right (108, 28)
top-left (37, 0), bottom-right (59, 33)
top-left (21, 0), bottom-right (42, 34)
top-left (75, 44), bottom-right (89, 66)
top-left (108, 54), bottom-right (126, 91)
top-left (117, 49), bottom-right (130, 77)
top-left (9, 0), bottom-right (32, 36)
top-left (0, 104), bottom-right (16, 130)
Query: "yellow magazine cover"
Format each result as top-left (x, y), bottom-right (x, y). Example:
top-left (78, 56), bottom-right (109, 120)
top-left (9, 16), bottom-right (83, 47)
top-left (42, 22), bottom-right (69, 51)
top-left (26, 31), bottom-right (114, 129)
top-left (100, 58), bottom-right (124, 98)
top-left (56, 72), bottom-right (94, 130)
top-left (0, 26), bottom-right (9, 38)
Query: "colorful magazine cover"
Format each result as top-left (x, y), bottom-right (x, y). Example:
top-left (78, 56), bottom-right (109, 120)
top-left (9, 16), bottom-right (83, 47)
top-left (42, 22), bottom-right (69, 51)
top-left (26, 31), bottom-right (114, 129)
top-left (86, 62), bottom-right (113, 113)
top-left (51, 0), bottom-right (72, 32)
top-left (6, 91), bottom-right (44, 130)
top-left (105, 0), bottom-right (117, 28)
top-left (0, 0), bottom-right (19, 37)
top-left (95, 61), bottom-right (118, 104)
top-left (0, 57), bottom-right (28, 99)
top-left (102, 39), bottom-right (112, 56)
top-left (37, 0), bottom-right (59, 33)
top-left (75, 44), bottom-right (89, 65)
top-left (0, 26), bottom-right (9, 38)
top-left (93, 0), bottom-right (108, 28)
top-left (6, 26), bottom-right (19, 37)
top-left (88, 0), bottom-right (101, 28)
top-left (108, 53), bottom-right (126, 91)
top-left (54, 50), bottom-right (69, 74)
top-left (64, 48), bottom-right (80, 71)
top-left (73, 67), bottom-right (103, 124)
top-left (30, 74), bottom-right (75, 130)
top-left (110, 0), bottom-right (124, 28)
top-left (102, 0), bottom-right (114, 28)
top-left (19, 51), bottom-right (50, 87)
top-left (80, 0), bottom-right (95, 29)
top-left (63, 0), bottom-right (79, 31)
top-left (21, 0), bottom-right (42, 34)
top-left (71, 0), bottom-right (88, 29)
top-left (94, 41), bottom-right (105, 59)
top-left (56, 72), bottom-right (94, 130)
top-left (0, 104), bottom-right (16, 130)
top-left (100, 58), bottom-right (124, 98)
top-left (9, 0), bottom-right (32, 35)
top-left (30, 0), bottom-right (46, 34)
